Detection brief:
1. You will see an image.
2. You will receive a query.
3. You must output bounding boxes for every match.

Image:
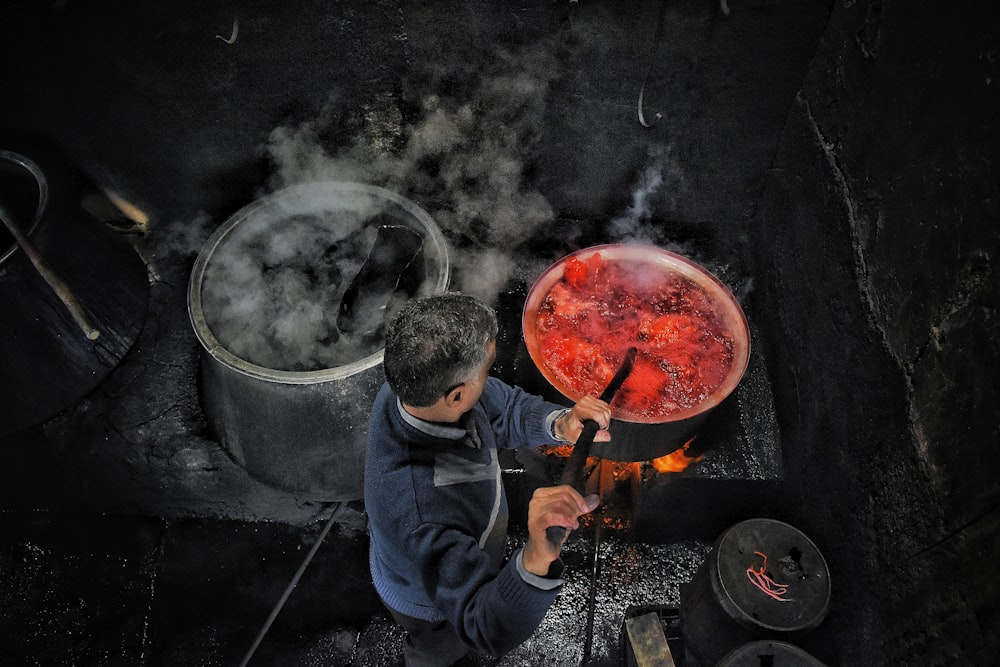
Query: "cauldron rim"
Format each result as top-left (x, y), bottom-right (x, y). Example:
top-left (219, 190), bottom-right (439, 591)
top-left (187, 181), bottom-right (450, 385)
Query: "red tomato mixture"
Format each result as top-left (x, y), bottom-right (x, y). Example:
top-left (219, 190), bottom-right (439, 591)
top-left (533, 252), bottom-right (737, 420)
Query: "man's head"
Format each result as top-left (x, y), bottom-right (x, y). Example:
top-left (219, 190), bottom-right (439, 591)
top-left (384, 292), bottom-right (499, 408)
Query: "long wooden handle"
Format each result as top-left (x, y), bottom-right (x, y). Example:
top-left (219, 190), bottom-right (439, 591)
top-left (0, 205), bottom-right (100, 340)
top-left (546, 347), bottom-right (638, 547)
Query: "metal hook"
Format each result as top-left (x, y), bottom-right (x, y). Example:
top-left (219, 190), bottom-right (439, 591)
top-left (637, 1), bottom-right (667, 129)
top-left (638, 81), bottom-right (662, 128)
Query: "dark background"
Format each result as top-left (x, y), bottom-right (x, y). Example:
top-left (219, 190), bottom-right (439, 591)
top-left (1, 1), bottom-right (997, 665)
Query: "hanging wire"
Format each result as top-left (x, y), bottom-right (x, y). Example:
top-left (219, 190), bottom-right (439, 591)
top-left (238, 502), bottom-right (349, 667)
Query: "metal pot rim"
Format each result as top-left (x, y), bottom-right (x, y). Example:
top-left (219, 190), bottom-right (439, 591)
top-left (187, 181), bottom-right (450, 385)
top-left (522, 243), bottom-right (750, 423)
top-left (0, 149), bottom-right (48, 265)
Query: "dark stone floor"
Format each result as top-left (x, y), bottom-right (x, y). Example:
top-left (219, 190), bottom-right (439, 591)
top-left (2, 426), bottom-right (839, 666)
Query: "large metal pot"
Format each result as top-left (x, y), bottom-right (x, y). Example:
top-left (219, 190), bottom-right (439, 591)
top-left (522, 244), bottom-right (749, 462)
top-left (188, 182), bottom-right (449, 499)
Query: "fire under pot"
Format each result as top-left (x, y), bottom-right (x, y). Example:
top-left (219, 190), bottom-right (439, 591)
top-left (188, 181), bottom-right (450, 500)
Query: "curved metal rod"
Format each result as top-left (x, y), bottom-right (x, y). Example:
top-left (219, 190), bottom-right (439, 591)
top-left (638, 0), bottom-right (668, 129)
top-left (638, 82), bottom-right (662, 129)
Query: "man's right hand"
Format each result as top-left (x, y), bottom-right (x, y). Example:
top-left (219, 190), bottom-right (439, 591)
top-left (521, 485), bottom-right (601, 576)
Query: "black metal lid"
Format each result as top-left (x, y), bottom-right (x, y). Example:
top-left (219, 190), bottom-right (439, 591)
top-left (713, 518), bottom-right (831, 632)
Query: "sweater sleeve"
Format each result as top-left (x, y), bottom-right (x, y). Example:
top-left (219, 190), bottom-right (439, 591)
top-left (409, 521), bottom-right (560, 657)
top-left (479, 377), bottom-right (568, 450)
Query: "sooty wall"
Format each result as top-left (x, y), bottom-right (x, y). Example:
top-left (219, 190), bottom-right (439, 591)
top-left (750, 2), bottom-right (998, 663)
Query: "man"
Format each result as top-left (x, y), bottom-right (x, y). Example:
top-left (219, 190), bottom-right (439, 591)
top-left (365, 292), bottom-right (612, 665)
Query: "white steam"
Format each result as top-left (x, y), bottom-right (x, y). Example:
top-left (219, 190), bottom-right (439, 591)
top-left (608, 145), bottom-right (685, 246)
top-left (263, 45), bottom-right (562, 303)
top-left (154, 213), bottom-right (216, 260)
top-left (190, 36), bottom-right (739, 372)
top-left (199, 204), bottom-right (379, 371)
top-left (196, 42), bottom-right (569, 371)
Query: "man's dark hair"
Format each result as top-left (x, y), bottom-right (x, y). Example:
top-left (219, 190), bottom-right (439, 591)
top-left (384, 293), bottom-right (499, 407)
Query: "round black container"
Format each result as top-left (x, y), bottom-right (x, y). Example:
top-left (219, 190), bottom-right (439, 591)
top-left (680, 518), bottom-right (831, 666)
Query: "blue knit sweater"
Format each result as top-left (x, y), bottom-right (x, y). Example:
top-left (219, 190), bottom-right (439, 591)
top-left (365, 377), bottom-right (569, 657)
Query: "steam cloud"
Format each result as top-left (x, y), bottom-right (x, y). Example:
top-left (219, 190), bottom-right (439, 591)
top-left (196, 42), bottom-right (570, 370)
top-left (196, 37), bottom-right (694, 371)
top-left (607, 145), bottom-right (751, 305)
top-left (265, 81), bottom-right (559, 264)
top-left (199, 206), bottom-right (380, 371)
top-left (609, 145), bottom-right (683, 247)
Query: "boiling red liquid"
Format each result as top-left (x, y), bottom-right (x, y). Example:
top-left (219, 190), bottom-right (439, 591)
top-left (533, 252), bottom-right (736, 419)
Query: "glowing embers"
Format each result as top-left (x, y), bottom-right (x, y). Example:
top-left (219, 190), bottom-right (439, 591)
top-left (532, 251), bottom-right (737, 420)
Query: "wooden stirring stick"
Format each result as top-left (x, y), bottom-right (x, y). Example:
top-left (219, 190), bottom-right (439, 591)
top-left (0, 204), bottom-right (100, 340)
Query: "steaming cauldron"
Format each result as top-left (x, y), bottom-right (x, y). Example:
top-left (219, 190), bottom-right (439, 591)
top-left (522, 244), bottom-right (749, 462)
top-left (188, 182), bottom-right (449, 499)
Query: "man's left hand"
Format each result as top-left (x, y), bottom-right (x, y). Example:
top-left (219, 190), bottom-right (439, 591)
top-left (554, 395), bottom-right (612, 443)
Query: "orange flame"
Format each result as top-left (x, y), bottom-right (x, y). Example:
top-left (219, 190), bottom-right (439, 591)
top-left (650, 439), bottom-right (703, 473)
top-left (539, 439), bottom-right (703, 475)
